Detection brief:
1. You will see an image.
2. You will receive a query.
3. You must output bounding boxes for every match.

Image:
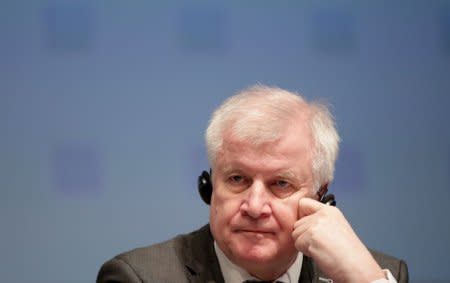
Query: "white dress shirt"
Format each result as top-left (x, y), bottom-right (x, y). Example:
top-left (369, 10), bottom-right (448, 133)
top-left (214, 241), bottom-right (397, 283)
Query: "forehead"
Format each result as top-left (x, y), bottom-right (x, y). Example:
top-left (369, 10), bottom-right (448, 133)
top-left (215, 121), bottom-right (314, 177)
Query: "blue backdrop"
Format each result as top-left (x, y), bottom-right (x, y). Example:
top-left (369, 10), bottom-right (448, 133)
top-left (1, 1), bottom-right (450, 282)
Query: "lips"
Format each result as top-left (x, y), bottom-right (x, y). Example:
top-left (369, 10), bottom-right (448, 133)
top-left (235, 228), bottom-right (275, 235)
top-left (241, 229), bottom-right (272, 233)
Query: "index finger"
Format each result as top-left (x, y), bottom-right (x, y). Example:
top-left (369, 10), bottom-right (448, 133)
top-left (298, 197), bottom-right (326, 219)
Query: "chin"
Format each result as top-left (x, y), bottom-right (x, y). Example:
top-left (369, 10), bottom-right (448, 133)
top-left (233, 240), bottom-right (279, 263)
top-left (241, 250), bottom-right (277, 263)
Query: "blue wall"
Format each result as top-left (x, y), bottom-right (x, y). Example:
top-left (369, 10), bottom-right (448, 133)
top-left (1, 1), bottom-right (450, 282)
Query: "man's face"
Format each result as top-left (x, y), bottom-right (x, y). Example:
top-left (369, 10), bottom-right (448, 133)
top-left (209, 120), bottom-right (316, 275)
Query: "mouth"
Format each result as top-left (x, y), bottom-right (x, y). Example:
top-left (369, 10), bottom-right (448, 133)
top-left (236, 229), bottom-right (275, 235)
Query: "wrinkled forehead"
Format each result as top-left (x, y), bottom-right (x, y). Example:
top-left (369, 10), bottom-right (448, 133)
top-left (217, 118), bottom-right (315, 165)
top-left (225, 105), bottom-right (312, 143)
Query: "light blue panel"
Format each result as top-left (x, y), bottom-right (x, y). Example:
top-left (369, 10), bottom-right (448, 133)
top-left (1, 1), bottom-right (449, 282)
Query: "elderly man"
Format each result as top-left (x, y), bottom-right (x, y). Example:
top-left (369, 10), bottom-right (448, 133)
top-left (97, 85), bottom-right (408, 283)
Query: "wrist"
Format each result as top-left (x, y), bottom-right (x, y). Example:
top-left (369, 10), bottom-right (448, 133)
top-left (339, 252), bottom-right (385, 283)
top-left (351, 265), bottom-right (385, 283)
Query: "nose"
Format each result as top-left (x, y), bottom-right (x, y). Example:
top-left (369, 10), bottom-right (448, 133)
top-left (240, 181), bottom-right (272, 219)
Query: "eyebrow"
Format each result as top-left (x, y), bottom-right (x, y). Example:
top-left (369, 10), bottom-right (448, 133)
top-left (220, 165), bottom-right (301, 181)
top-left (221, 165), bottom-right (241, 176)
top-left (274, 171), bottom-right (300, 181)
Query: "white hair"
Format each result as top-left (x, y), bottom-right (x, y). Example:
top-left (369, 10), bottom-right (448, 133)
top-left (205, 85), bottom-right (340, 191)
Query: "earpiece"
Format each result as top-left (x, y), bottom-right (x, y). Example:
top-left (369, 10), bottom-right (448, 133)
top-left (198, 170), bottom-right (212, 205)
top-left (317, 184), bottom-right (336, 206)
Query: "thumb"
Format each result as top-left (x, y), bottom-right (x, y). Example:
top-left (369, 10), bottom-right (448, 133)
top-left (298, 197), bottom-right (326, 219)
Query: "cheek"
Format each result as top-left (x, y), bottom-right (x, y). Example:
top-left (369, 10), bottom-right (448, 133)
top-left (210, 189), bottom-right (242, 228)
top-left (272, 200), bottom-right (299, 229)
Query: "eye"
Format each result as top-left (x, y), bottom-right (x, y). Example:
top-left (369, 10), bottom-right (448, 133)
top-left (274, 179), bottom-right (289, 188)
top-left (271, 179), bottom-right (296, 198)
top-left (229, 175), bottom-right (244, 184)
top-left (226, 174), bottom-right (249, 193)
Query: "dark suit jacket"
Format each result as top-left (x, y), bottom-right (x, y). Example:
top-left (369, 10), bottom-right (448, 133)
top-left (97, 224), bottom-right (408, 283)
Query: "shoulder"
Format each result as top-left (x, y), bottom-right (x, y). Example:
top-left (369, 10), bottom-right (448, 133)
top-left (116, 225), bottom-right (210, 269)
top-left (96, 225), bottom-right (211, 283)
top-left (370, 250), bottom-right (409, 283)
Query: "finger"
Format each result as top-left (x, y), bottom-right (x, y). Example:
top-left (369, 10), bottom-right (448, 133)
top-left (292, 214), bottom-right (313, 238)
top-left (292, 221), bottom-right (315, 255)
top-left (293, 212), bottom-right (314, 230)
top-left (298, 197), bottom-right (326, 219)
top-left (293, 231), bottom-right (309, 255)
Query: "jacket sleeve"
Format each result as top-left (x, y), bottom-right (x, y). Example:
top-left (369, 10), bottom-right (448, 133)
top-left (96, 257), bottom-right (142, 283)
top-left (396, 259), bottom-right (409, 283)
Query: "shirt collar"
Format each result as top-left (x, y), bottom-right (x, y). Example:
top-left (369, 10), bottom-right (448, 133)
top-left (214, 241), bottom-right (303, 283)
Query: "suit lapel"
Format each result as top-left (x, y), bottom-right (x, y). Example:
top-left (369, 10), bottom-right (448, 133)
top-left (298, 256), bottom-right (315, 283)
top-left (300, 256), bottom-right (333, 283)
top-left (179, 225), bottom-right (225, 283)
